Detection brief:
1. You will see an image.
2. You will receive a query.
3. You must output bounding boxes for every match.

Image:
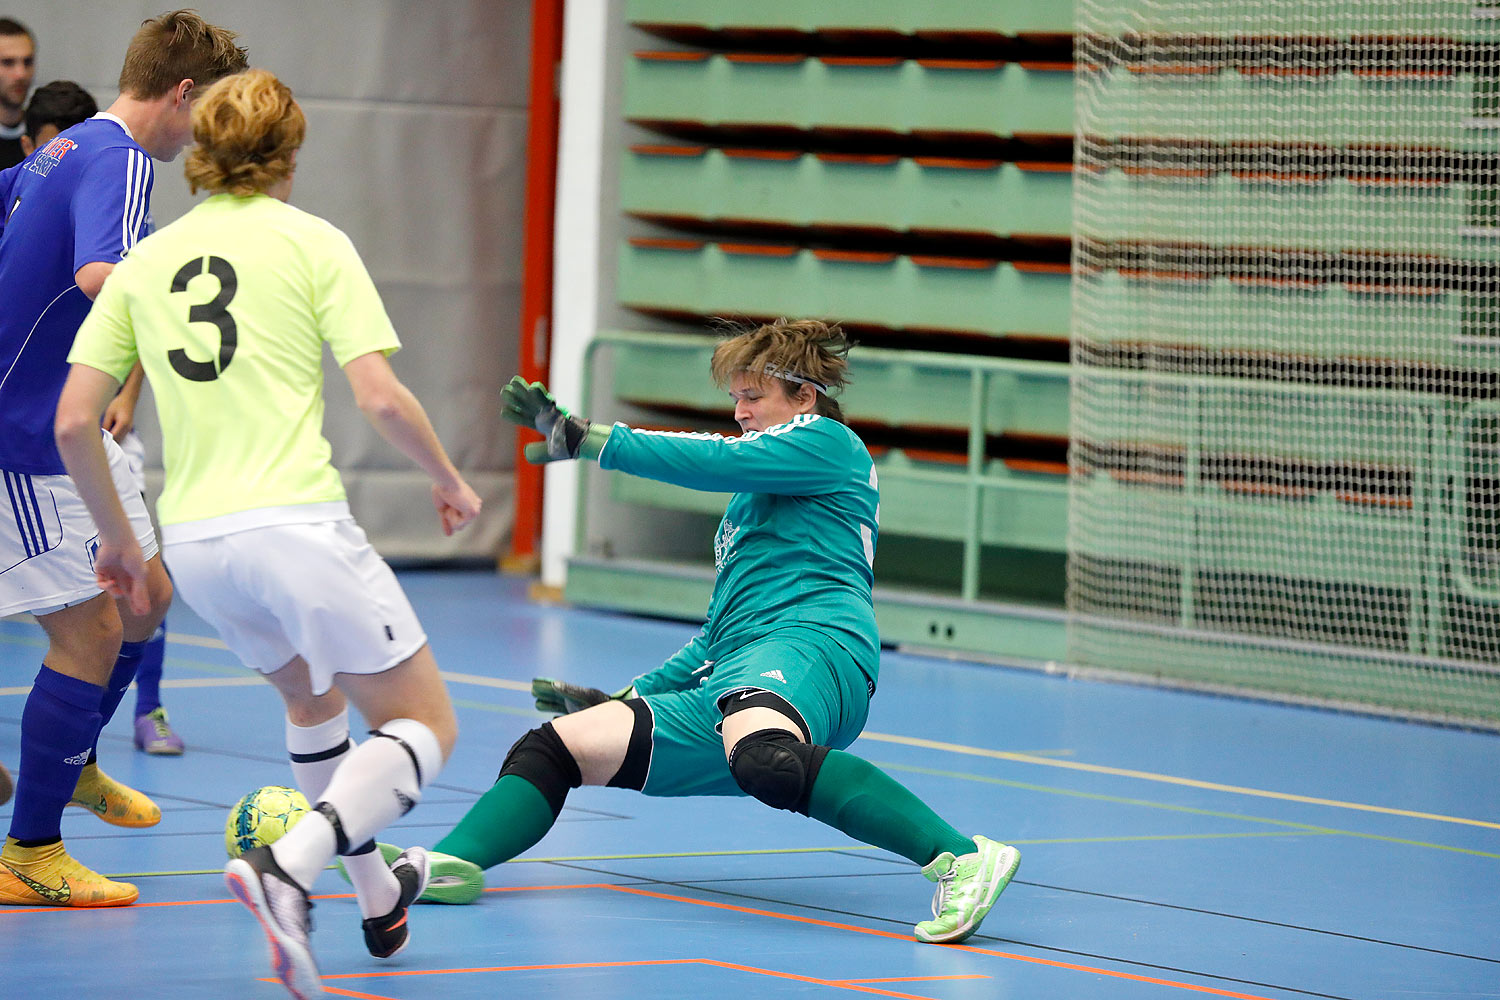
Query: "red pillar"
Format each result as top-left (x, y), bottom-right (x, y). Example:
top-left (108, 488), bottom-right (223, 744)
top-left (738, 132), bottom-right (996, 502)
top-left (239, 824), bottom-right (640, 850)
top-left (505, 0), bottom-right (565, 571)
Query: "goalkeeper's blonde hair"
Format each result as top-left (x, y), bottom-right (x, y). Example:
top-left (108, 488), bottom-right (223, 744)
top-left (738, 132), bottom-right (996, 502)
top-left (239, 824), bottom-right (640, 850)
top-left (184, 68), bottom-right (304, 196)
top-left (709, 319), bottom-right (853, 422)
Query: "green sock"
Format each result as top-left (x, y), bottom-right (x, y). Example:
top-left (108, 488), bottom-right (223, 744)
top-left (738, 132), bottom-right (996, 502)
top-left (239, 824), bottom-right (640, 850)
top-left (806, 749), bottom-right (976, 866)
top-left (434, 775), bottom-right (558, 871)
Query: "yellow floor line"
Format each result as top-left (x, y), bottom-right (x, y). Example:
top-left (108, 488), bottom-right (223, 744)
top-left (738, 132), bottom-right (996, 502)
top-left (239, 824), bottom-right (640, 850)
top-left (859, 732), bottom-right (1500, 832)
top-left (872, 760), bottom-right (1500, 858)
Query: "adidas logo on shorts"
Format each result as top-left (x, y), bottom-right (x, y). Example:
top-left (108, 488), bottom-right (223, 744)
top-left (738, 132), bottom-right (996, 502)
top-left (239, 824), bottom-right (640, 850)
top-left (759, 669), bottom-right (786, 683)
top-left (63, 749), bottom-right (90, 765)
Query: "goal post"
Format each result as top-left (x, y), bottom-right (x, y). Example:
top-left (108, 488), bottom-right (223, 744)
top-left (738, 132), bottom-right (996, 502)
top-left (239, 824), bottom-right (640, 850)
top-left (1068, 1), bottom-right (1500, 727)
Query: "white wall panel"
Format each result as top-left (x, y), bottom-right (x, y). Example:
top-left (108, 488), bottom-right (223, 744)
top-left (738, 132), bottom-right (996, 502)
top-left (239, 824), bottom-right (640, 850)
top-left (29, 1), bottom-right (529, 558)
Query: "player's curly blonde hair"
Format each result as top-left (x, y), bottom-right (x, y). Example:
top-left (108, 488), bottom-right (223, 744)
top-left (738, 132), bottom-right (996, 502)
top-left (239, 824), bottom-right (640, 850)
top-left (709, 318), bottom-right (853, 422)
top-left (184, 68), bottom-right (304, 196)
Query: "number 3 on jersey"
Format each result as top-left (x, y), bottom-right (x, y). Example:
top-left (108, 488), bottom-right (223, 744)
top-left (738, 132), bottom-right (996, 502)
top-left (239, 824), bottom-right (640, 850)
top-left (168, 255), bottom-right (238, 382)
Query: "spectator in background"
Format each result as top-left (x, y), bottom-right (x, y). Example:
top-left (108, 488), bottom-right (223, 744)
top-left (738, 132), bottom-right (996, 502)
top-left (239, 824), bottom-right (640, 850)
top-left (0, 18), bottom-right (35, 168)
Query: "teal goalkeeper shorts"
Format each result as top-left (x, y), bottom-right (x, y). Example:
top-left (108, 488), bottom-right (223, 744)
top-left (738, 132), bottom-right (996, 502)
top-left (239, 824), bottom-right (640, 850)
top-left (639, 625), bottom-right (874, 798)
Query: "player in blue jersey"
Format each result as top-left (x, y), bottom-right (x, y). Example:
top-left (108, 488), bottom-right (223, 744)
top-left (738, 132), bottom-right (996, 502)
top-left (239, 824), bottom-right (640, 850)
top-left (0, 10), bottom-right (246, 907)
top-left (21, 78), bottom-right (187, 754)
top-left (382, 319), bottom-right (1021, 944)
top-left (14, 79), bottom-right (182, 755)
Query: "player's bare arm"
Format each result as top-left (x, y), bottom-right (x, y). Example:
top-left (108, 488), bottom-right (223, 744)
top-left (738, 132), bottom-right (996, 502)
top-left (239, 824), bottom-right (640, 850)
top-left (54, 361), bottom-right (149, 614)
top-left (343, 349), bottom-right (482, 535)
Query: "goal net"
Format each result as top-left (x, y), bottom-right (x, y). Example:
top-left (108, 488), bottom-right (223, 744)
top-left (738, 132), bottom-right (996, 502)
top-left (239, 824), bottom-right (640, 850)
top-left (1069, 0), bottom-right (1500, 727)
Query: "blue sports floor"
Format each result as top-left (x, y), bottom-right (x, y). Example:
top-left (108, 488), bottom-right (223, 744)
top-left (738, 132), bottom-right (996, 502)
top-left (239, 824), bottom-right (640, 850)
top-left (1, 569), bottom-right (1496, 999)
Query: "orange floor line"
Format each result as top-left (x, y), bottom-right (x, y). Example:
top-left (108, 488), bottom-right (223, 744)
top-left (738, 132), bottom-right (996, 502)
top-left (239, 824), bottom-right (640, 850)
top-left (323, 958), bottom-right (706, 979)
top-left (846, 983), bottom-right (996, 989)
top-left (320, 958), bottom-right (942, 1000)
top-left (695, 959), bottom-right (941, 1000)
top-left (605, 884), bottom-right (1284, 1000)
top-left (299, 985), bottom-right (392, 1000)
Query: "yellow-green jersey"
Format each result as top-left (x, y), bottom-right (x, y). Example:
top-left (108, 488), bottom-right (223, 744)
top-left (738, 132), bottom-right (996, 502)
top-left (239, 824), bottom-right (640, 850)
top-left (68, 193), bottom-right (399, 533)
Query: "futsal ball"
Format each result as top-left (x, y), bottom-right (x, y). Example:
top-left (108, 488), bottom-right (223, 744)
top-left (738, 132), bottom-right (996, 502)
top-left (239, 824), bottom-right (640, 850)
top-left (225, 785), bottom-right (311, 859)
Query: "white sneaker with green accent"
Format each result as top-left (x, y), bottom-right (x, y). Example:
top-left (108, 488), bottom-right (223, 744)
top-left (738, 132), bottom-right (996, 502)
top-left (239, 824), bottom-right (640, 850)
top-left (914, 835), bottom-right (1020, 944)
top-left (335, 842), bottom-right (484, 905)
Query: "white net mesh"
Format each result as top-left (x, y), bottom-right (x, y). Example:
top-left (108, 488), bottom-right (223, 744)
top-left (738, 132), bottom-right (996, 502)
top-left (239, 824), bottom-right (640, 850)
top-left (1070, 0), bottom-right (1500, 727)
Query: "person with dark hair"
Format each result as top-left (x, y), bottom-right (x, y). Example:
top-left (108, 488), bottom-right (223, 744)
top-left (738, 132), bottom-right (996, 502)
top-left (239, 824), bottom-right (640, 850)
top-left (19, 79), bottom-right (96, 156)
top-left (375, 319), bottom-right (1022, 946)
top-left (0, 18), bottom-right (35, 168)
top-left (0, 9), bottom-right (246, 908)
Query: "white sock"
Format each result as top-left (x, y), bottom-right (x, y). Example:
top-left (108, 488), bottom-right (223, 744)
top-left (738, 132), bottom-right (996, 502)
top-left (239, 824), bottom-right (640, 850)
top-left (341, 843), bottom-right (400, 919)
top-left (271, 718), bottom-right (442, 894)
top-left (286, 711), bottom-right (350, 794)
top-left (282, 711), bottom-right (398, 915)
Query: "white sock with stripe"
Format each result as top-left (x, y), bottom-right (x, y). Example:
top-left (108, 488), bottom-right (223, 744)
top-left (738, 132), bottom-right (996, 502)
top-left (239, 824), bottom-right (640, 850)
top-left (271, 718), bottom-right (442, 894)
top-left (284, 711), bottom-right (400, 916)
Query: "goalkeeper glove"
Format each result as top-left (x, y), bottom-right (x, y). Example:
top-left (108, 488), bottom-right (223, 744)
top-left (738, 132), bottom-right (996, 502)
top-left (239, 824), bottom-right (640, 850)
top-left (531, 677), bottom-right (635, 715)
top-left (501, 375), bottom-right (610, 464)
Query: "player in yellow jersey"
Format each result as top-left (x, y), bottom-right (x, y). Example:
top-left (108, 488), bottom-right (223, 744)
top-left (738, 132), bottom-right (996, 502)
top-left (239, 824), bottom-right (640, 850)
top-left (55, 68), bottom-right (480, 1000)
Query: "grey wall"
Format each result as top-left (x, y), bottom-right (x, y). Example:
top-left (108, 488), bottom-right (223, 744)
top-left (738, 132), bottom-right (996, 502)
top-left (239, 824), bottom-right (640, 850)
top-left (28, 1), bottom-right (530, 559)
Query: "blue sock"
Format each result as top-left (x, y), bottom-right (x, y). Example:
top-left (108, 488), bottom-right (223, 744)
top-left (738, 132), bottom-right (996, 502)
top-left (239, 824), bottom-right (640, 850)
top-left (133, 619), bottom-right (166, 718)
top-left (9, 666), bottom-right (104, 844)
top-left (87, 639), bottom-right (146, 766)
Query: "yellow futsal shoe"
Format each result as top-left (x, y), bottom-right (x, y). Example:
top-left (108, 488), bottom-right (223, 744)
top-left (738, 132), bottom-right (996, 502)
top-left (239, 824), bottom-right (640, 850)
top-left (69, 762), bottom-right (161, 827)
top-left (0, 837), bottom-right (139, 907)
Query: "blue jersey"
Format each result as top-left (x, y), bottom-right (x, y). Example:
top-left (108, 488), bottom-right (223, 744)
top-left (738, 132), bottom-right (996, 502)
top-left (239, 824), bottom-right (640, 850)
top-left (0, 115), bottom-right (153, 474)
top-left (599, 413), bottom-right (882, 680)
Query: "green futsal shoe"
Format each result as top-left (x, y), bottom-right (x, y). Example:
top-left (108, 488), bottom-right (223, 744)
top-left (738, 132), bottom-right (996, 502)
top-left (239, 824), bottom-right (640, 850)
top-left (914, 835), bottom-right (1021, 944)
top-left (335, 843), bottom-right (484, 905)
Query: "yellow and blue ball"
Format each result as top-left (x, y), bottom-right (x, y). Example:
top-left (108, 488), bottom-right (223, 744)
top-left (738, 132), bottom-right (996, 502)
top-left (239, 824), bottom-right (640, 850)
top-left (225, 785), bottom-right (311, 859)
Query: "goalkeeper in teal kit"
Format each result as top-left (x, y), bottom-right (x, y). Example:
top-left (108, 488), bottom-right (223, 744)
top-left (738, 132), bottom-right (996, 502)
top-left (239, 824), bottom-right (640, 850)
top-left (407, 319), bottom-right (1019, 943)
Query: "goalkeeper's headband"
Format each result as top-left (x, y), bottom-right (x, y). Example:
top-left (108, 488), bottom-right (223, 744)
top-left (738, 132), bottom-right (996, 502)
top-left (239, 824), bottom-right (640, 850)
top-left (757, 363), bottom-right (827, 395)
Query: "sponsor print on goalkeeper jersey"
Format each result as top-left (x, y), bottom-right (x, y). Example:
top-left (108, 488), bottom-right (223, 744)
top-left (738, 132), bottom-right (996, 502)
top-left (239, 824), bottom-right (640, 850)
top-left (598, 412), bottom-right (880, 671)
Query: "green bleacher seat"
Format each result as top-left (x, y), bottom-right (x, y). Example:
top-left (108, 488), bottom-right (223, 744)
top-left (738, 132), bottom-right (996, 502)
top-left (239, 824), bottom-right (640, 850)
top-left (626, 52), bottom-right (1074, 136)
top-left (619, 238), bottom-right (1072, 336)
top-left (622, 145), bottom-right (1072, 237)
top-left (1082, 67), bottom-right (1500, 147)
top-left (1075, 270), bottom-right (1474, 366)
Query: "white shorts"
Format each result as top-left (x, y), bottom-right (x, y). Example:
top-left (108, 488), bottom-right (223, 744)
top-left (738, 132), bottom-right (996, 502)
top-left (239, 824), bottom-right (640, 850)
top-left (0, 431), bottom-right (160, 618)
top-left (118, 429), bottom-right (147, 495)
top-left (164, 518), bottom-right (427, 696)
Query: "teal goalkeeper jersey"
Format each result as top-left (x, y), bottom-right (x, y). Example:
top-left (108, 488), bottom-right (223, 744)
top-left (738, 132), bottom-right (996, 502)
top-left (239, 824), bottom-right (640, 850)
top-left (598, 413), bottom-right (881, 677)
